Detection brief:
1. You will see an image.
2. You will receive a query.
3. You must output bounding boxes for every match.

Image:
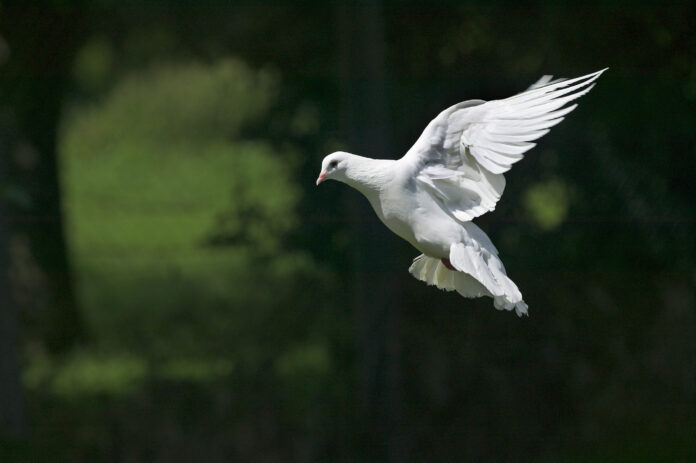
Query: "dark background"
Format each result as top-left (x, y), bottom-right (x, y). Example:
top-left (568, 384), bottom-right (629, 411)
top-left (1, 1), bottom-right (694, 461)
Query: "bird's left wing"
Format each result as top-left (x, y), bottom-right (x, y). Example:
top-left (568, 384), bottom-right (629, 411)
top-left (403, 68), bottom-right (606, 222)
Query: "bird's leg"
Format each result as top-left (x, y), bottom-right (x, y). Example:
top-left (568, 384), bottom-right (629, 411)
top-left (441, 258), bottom-right (456, 271)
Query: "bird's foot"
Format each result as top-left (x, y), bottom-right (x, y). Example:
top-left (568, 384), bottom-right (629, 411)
top-left (441, 258), bottom-right (456, 270)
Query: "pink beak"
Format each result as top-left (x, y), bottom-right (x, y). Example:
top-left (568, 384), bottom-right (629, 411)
top-left (316, 172), bottom-right (327, 185)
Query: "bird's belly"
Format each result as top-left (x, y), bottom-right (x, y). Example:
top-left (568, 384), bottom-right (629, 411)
top-left (373, 199), bottom-right (455, 259)
top-left (378, 208), bottom-right (417, 245)
top-left (410, 218), bottom-right (456, 258)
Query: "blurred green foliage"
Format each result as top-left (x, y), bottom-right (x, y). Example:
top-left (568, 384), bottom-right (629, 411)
top-left (524, 178), bottom-right (571, 230)
top-left (64, 59), bottom-right (277, 149)
top-left (58, 58), bottom-right (327, 371)
top-left (24, 353), bottom-right (146, 398)
top-left (73, 37), bottom-right (115, 94)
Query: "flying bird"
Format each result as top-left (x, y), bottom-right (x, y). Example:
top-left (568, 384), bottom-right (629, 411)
top-left (316, 69), bottom-right (606, 316)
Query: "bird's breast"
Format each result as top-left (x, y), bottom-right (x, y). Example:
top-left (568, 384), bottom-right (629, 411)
top-left (359, 172), bottom-right (458, 258)
top-left (362, 185), bottom-right (416, 246)
top-left (391, 187), bottom-right (463, 258)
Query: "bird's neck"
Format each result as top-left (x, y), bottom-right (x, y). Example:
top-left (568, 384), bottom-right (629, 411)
top-left (342, 154), bottom-right (396, 199)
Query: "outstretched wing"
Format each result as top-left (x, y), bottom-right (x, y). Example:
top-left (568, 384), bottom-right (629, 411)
top-left (403, 68), bottom-right (606, 222)
top-left (524, 74), bottom-right (567, 91)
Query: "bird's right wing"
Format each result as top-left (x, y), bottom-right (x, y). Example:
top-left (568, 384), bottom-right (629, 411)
top-left (403, 69), bottom-right (606, 222)
top-left (525, 74), bottom-right (566, 91)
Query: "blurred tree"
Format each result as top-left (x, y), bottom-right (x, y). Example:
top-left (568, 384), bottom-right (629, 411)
top-left (0, 98), bottom-right (27, 439)
top-left (0, 2), bottom-right (86, 351)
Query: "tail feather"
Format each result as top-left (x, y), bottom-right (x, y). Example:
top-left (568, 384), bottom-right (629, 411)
top-left (409, 254), bottom-right (489, 299)
top-left (451, 223), bottom-right (528, 316)
top-left (408, 248), bottom-right (528, 317)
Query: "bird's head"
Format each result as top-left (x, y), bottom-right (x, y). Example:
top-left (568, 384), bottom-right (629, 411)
top-left (316, 151), bottom-right (350, 186)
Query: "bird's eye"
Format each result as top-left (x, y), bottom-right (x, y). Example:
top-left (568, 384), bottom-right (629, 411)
top-left (329, 160), bottom-right (338, 169)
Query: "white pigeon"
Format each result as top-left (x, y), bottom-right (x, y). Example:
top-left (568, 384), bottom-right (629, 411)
top-left (316, 69), bottom-right (606, 316)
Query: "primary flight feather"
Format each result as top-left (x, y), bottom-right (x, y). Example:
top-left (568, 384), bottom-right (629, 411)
top-left (316, 69), bottom-right (607, 316)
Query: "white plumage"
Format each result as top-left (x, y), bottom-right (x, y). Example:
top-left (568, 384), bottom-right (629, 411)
top-left (317, 69), bottom-right (606, 316)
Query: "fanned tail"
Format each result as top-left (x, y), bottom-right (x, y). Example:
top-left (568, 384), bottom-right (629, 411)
top-left (409, 253), bottom-right (528, 317)
top-left (409, 254), bottom-right (489, 298)
top-left (408, 221), bottom-right (529, 317)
